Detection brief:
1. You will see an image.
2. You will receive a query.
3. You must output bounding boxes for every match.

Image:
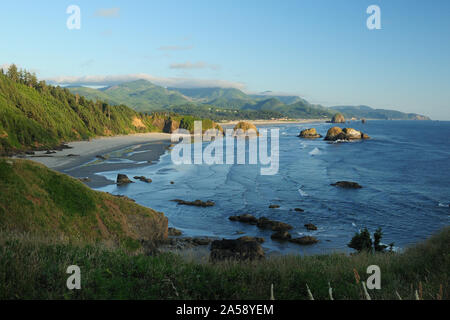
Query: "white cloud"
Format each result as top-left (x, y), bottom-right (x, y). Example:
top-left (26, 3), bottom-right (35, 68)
top-left (170, 61), bottom-right (220, 71)
top-left (95, 8), bottom-right (120, 18)
top-left (45, 73), bottom-right (246, 90)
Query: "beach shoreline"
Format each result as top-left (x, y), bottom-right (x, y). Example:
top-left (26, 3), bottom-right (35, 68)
top-left (219, 118), bottom-right (328, 126)
top-left (16, 132), bottom-right (173, 188)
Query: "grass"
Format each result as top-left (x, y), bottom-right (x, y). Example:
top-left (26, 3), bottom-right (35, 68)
top-left (0, 227), bottom-right (448, 300)
top-left (0, 159), bottom-right (167, 247)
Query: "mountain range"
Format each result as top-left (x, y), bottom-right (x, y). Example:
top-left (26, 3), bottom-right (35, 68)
top-left (68, 79), bottom-right (431, 121)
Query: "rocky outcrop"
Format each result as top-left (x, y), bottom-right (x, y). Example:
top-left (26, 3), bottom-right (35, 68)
top-left (294, 208), bottom-right (304, 212)
top-left (257, 217), bottom-right (293, 232)
top-left (172, 199), bottom-right (215, 207)
top-left (331, 181), bottom-right (362, 189)
top-left (117, 174), bottom-right (134, 185)
top-left (229, 215), bottom-right (293, 232)
top-left (163, 118), bottom-right (180, 134)
top-left (269, 204), bottom-right (280, 209)
top-left (298, 128), bottom-right (322, 139)
top-left (237, 236), bottom-right (265, 243)
top-left (324, 127), bottom-right (370, 141)
top-left (331, 113), bottom-right (345, 123)
top-left (134, 176), bottom-right (152, 183)
top-left (168, 227), bottom-right (182, 236)
top-left (229, 214), bottom-right (258, 225)
top-left (233, 121), bottom-right (259, 136)
top-left (210, 239), bottom-right (265, 262)
top-left (271, 231), bottom-right (292, 241)
top-left (289, 236), bottom-right (319, 245)
top-left (304, 223), bottom-right (318, 231)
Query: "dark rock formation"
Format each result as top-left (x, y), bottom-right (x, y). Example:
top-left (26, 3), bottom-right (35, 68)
top-left (229, 214), bottom-right (258, 225)
top-left (237, 236), bottom-right (265, 243)
top-left (271, 231), bottom-right (292, 241)
top-left (117, 174), bottom-right (133, 185)
top-left (298, 128), bottom-right (322, 139)
top-left (304, 223), bottom-right (318, 231)
top-left (134, 176), bottom-right (152, 183)
top-left (289, 236), bottom-right (319, 245)
top-left (210, 239), bottom-right (265, 262)
top-left (172, 199), bottom-right (215, 207)
top-left (257, 217), bottom-right (293, 232)
top-left (294, 208), bottom-right (304, 212)
top-left (269, 204), bottom-right (280, 209)
top-left (168, 227), bottom-right (182, 237)
top-left (331, 181), bottom-right (362, 189)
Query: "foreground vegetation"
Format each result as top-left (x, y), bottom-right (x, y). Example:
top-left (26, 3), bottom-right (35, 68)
top-left (0, 227), bottom-right (448, 300)
top-left (0, 159), bottom-right (167, 248)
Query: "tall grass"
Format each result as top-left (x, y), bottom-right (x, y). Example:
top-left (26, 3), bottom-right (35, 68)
top-left (0, 227), bottom-right (448, 300)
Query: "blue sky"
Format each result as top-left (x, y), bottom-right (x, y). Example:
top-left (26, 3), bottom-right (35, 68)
top-left (1, 0), bottom-right (449, 119)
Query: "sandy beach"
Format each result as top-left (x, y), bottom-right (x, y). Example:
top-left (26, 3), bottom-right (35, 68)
top-left (17, 132), bottom-right (172, 188)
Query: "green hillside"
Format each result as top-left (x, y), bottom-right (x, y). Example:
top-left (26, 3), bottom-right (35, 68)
top-left (330, 105), bottom-right (431, 120)
top-left (170, 87), bottom-right (251, 101)
top-left (165, 104), bottom-right (285, 121)
top-left (0, 158), bottom-right (168, 249)
top-left (70, 80), bottom-right (190, 112)
top-left (67, 79), bottom-right (431, 121)
top-left (0, 68), bottom-right (165, 154)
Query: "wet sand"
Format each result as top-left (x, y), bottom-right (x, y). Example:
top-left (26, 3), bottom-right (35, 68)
top-left (17, 133), bottom-right (173, 188)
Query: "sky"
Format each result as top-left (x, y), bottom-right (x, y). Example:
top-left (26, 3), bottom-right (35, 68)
top-left (1, 0), bottom-right (449, 119)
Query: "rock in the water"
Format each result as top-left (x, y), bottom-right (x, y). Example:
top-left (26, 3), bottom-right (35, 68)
top-left (269, 204), bottom-right (280, 209)
top-left (290, 236), bottom-right (319, 245)
top-left (324, 127), bottom-right (343, 141)
top-left (331, 113), bottom-right (345, 123)
top-left (134, 176), bottom-right (152, 183)
top-left (298, 128), bottom-right (322, 139)
top-left (117, 174), bottom-right (133, 185)
top-left (257, 217), bottom-right (293, 231)
top-left (193, 237), bottom-right (213, 246)
top-left (168, 227), bottom-right (182, 236)
top-left (96, 155), bottom-right (107, 160)
top-left (271, 231), bottom-right (292, 241)
top-left (331, 181), bottom-right (362, 189)
top-left (362, 118), bottom-right (366, 124)
top-left (172, 199), bottom-right (215, 207)
top-left (294, 208), bottom-right (304, 212)
top-left (324, 127), bottom-right (370, 141)
top-left (233, 121), bottom-right (259, 136)
top-left (304, 223), bottom-right (318, 231)
top-left (238, 236), bottom-right (265, 243)
top-left (229, 214), bottom-right (258, 225)
top-left (210, 239), bottom-right (265, 262)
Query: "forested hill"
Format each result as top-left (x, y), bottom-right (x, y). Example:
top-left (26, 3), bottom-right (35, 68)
top-left (0, 66), bottom-right (219, 155)
top-left (69, 80), bottom-right (431, 120)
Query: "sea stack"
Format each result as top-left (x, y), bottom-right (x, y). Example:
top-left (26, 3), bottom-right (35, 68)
top-left (331, 113), bottom-right (345, 123)
top-left (233, 121), bottom-right (259, 136)
top-left (298, 128), bottom-right (322, 139)
top-left (324, 127), bottom-right (370, 141)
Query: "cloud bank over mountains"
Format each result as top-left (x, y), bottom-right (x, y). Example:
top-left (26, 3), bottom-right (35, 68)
top-left (45, 73), bottom-right (246, 90)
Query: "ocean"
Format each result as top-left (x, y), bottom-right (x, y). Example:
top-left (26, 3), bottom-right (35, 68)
top-left (95, 120), bottom-right (450, 255)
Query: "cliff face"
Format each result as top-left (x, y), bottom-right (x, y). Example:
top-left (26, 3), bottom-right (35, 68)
top-left (0, 159), bottom-right (168, 248)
